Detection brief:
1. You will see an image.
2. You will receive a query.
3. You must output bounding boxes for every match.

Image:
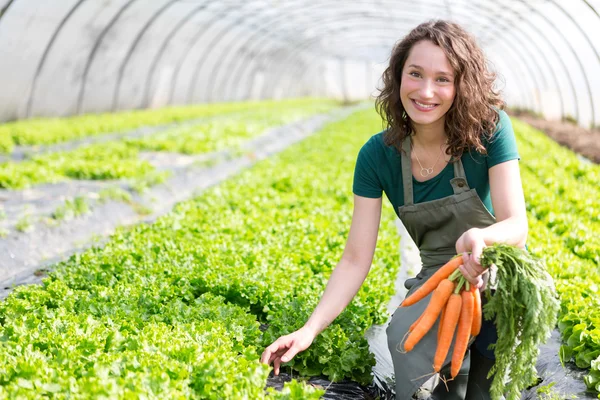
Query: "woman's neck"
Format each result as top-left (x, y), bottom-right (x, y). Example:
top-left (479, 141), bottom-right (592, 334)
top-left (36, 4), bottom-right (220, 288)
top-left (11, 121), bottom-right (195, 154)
top-left (411, 119), bottom-right (447, 149)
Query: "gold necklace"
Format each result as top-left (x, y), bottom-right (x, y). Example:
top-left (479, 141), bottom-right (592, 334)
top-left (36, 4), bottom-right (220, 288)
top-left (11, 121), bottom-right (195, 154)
top-left (413, 143), bottom-right (445, 177)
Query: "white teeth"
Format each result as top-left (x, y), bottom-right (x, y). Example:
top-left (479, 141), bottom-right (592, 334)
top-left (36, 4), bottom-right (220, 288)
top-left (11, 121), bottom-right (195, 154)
top-left (414, 100), bottom-right (437, 109)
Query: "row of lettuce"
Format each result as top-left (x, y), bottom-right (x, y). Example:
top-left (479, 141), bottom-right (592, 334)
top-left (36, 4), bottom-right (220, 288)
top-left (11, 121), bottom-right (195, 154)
top-left (514, 119), bottom-right (599, 265)
top-left (0, 103), bottom-right (598, 396)
top-left (0, 109), bottom-right (401, 398)
top-left (0, 99), bottom-right (339, 189)
top-left (0, 99), bottom-right (337, 154)
top-left (512, 120), bottom-right (600, 393)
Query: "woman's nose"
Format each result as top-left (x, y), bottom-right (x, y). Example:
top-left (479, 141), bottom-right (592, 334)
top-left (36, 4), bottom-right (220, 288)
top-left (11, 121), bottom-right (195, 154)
top-left (419, 80), bottom-right (434, 98)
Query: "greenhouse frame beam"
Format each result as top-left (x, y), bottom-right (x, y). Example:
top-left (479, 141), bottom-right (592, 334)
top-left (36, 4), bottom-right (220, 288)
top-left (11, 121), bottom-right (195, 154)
top-left (478, 0), bottom-right (596, 123)
top-left (267, 30), bottom-right (533, 106)
top-left (75, 0), bottom-right (138, 114)
top-left (224, 7), bottom-right (539, 109)
top-left (2, 0), bottom-right (597, 123)
top-left (185, 3), bottom-right (276, 104)
top-left (24, 0), bottom-right (86, 118)
top-left (210, 3), bottom-right (425, 103)
top-left (111, 0), bottom-right (178, 111)
top-left (209, 1), bottom-right (545, 110)
top-left (140, 2), bottom-right (209, 109)
top-left (270, 19), bottom-right (544, 110)
top-left (0, 0), bottom-right (13, 20)
top-left (252, 0), bottom-right (584, 119)
top-left (166, 2), bottom-right (228, 105)
top-left (477, 2), bottom-right (577, 122)
top-left (546, 0), bottom-right (597, 125)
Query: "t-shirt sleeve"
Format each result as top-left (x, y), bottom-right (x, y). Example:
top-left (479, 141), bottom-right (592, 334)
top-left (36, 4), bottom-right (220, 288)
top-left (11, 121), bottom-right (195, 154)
top-left (486, 109), bottom-right (520, 168)
top-left (353, 137), bottom-right (383, 198)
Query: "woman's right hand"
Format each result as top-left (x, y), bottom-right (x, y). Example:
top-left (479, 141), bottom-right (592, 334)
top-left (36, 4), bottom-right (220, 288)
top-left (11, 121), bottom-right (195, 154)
top-left (260, 326), bottom-right (316, 375)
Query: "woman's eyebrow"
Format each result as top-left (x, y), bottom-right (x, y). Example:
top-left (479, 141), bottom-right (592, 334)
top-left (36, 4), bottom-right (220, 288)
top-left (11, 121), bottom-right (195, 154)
top-left (407, 64), bottom-right (453, 76)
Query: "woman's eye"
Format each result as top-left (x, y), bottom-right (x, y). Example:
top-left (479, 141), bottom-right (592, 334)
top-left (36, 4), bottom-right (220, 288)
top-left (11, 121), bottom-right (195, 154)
top-left (409, 72), bottom-right (420, 77)
top-left (438, 77), bottom-right (451, 83)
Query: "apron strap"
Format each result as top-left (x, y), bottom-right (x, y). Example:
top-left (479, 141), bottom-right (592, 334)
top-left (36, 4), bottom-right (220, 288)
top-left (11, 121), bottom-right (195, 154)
top-left (450, 156), bottom-right (471, 195)
top-left (401, 136), bottom-right (414, 205)
top-left (401, 136), bottom-right (472, 203)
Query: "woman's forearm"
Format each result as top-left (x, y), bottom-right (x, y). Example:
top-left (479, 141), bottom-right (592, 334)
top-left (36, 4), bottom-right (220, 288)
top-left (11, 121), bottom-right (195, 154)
top-left (478, 215), bottom-right (528, 248)
top-left (303, 258), bottom-right (371, 337)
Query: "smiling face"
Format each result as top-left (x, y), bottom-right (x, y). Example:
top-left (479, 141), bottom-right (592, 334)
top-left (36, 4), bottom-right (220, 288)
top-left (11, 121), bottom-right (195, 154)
top-left (400, 40), bottom-right (456, 130)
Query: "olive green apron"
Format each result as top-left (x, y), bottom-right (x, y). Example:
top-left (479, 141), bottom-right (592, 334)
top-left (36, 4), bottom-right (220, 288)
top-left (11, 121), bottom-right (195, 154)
top-left (386, 137), bottom-right (496, 399)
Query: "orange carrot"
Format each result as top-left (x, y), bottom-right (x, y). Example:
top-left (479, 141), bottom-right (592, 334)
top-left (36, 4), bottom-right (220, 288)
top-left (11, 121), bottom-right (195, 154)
top-left (409, 313), bottom-right (423, 332)
top-left (451, 289), bottom-right (475, 378)
top-left (437, 305), bottom-right (446, 343)
top-left (401, 255), bottom-right (463, 307)
top-left (433, 293), bottom-right (462, 372)
top-left (403, 279), bottom-right (455, 352)
top-left (471, 285), bottom-right (482, 336)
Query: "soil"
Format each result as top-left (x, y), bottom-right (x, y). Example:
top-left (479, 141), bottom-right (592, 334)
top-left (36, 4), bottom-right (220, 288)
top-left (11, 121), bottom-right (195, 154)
top-left (508, 109), bottom-right (600, 164)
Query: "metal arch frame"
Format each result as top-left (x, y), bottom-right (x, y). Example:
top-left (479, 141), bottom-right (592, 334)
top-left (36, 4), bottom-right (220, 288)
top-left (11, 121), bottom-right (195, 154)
top-left (111, 0), bottom-right (179, 111)
top-left (7, 0), bottom-right (598, 119)
top-left (475, 1), bottom-right (575, 120)
top-left (583, 0), bottom-right (600, 19)
top-left (187, 1), bottom-right (321, 103)
top-left (267, 29), bottom-right (535, 106)
top-left (250, 11), bottom-right (541, 109)
top-left (219, 2), bottom-right (440, 101)
top-left (24, 0), bottom-right (86, 118)
top-left (482, 0), bottom-right (590, 122)
top-left (546, 0), bottom-right (598, 125)
top-left (141, 2), bottom-right (209, 108)
top-left (270, 0), bottom-right (566, 112)
top-left (248, 0), bottom-right (578, 116)
top-left (58, 0), bottom-right (549, 114)
top-left (220, 0), bottom-right (588, 118)
top-left (218, 2), bottom-right (543, 109)
top-left (198, 1), bottom-right (438, 103)
top-left (222, 11), bottom-right (416, 102)
top-left (184, 2), bottom-right (275, 104)
top-left (458, 1), bottom-right (563, 114)
top-left (0, 0), bottom-right (14, 21)
top-left (222, 20), bottom-right (393, 101)
top-left (99, 0), bottom-right (597, 122)
top-left (214, 2), bottom-right (429, 103)
top-left (269, 17), bottom-right (543, 109)
top-left (476, 0), bottom-right (579, 121)
top-left (76, 0), bottom-right (138, 114)
top-left (199, 2), bottom-right (323, 103)
top-left (473, 6), bottom-right (565, 116)
top-left (166, 2), bottom-right (232, 105)
top-left (460, 0), bottom-right (592, 121)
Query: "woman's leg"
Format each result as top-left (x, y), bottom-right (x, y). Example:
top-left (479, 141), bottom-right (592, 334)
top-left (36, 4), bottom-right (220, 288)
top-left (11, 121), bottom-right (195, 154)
top-left (465, 346), bottom-right (503, 400)
top-left (465, 306), bottom-right (504, 400)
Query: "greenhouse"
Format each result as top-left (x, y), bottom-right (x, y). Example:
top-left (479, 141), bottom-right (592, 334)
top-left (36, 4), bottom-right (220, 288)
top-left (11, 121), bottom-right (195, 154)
top-left (0, 1), bottom-right (599, 399)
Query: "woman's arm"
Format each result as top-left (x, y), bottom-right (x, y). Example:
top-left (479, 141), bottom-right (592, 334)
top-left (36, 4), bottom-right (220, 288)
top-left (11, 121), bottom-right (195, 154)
top-left (456, 159), bottom-right (528, 287)
top-left (260, 195), bottom-right (382, 371)
top-left (304, 194), bottom-right (383, 336)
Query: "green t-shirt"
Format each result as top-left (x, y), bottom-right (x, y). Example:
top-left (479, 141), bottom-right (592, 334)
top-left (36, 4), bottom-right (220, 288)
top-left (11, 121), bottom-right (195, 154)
top-left (353, 110), bottom-right (520, 218)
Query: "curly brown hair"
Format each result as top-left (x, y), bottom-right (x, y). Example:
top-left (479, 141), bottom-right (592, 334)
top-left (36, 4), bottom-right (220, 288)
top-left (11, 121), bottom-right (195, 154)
top-left (375, 20), bottom-right (505, 158)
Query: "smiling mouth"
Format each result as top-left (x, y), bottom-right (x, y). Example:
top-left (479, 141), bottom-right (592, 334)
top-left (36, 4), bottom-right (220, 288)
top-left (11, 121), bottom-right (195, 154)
top-left (412, 99), bottom-right (439, 109)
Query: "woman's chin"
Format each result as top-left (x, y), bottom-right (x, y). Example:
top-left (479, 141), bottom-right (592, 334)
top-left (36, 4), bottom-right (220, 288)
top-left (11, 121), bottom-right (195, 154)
top-left (408, 114), bottom-right (443, 126)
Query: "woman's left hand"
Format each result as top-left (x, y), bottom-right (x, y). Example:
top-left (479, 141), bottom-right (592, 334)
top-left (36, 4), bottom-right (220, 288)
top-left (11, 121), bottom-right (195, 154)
top-left (455, 228), bottom-right (487, 289)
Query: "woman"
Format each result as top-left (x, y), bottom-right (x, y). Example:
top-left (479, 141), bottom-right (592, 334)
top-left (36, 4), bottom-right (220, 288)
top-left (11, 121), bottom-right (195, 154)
top-left (261, 20), bottom-right (527, 400)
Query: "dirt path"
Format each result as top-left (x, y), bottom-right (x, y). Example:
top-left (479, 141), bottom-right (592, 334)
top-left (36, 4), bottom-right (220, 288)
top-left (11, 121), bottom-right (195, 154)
top-left (509, 110), bottom-right (600, 164)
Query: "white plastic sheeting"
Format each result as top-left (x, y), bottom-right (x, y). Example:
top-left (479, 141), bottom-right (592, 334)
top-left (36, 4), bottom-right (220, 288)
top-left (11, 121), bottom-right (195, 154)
top-left (0, 0), bottom-right (599, 128)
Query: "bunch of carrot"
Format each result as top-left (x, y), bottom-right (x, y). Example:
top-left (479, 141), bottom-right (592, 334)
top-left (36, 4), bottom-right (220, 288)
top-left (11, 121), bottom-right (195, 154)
top-left (400, 255), bottom-right (481, 379)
